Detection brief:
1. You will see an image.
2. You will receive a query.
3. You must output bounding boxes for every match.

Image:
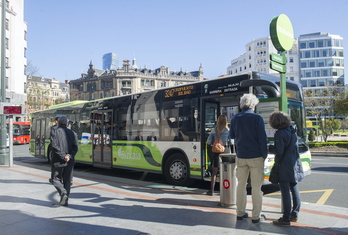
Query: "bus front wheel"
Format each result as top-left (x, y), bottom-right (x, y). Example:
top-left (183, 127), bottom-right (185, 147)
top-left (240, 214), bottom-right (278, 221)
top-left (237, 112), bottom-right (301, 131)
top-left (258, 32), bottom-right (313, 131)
top-left (164, 153), bottom-right (190, 186)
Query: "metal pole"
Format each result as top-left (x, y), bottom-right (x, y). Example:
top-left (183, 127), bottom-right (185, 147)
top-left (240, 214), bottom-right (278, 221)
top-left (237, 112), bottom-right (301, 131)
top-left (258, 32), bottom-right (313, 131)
top-left (280, 51), bottom-right (288, 113)
top-left (0, 0), bottom-right (9, 165)
top-left (9, 115), bottom-right (12, 166)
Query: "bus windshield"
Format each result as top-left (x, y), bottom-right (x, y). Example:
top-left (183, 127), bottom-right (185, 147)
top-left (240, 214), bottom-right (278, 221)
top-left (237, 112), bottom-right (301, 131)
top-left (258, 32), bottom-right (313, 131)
top-left (288, 100), bottom-right (309, 152)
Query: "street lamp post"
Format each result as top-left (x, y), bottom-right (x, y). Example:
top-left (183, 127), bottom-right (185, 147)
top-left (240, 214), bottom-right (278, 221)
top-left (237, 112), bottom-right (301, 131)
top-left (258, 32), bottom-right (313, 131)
top-left (0, 0), bottom-right (9, 165)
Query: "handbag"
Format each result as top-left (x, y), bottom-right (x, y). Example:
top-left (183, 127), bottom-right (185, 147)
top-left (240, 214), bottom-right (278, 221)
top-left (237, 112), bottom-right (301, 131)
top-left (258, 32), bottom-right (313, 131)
top-left (269, 133), bottom-right (293, 184)
top-left (212, 132), bottom-right (225, 153)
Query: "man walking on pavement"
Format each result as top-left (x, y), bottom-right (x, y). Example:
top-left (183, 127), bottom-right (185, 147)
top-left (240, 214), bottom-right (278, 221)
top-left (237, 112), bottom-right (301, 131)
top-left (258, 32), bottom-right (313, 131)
top-left (50, 117), bottom-right (78, 206)
top-left (230, 94), bottom-right (268, 223)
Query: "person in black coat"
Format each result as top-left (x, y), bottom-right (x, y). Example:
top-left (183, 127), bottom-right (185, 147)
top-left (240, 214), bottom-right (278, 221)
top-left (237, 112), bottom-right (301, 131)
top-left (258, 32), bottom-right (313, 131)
top-left (147, 132), bottom-right (157, 141)
top-left (51, 117), bottom-right (78, 206)
top-left (269, 111), bottom-right (304, 226)
top-left (135, 131), bottom-right (143, 141)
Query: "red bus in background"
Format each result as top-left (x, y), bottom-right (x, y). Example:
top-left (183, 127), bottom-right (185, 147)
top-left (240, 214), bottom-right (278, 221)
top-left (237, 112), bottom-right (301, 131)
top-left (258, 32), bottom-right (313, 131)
top-left (7, 121), bottom-right (31, 144)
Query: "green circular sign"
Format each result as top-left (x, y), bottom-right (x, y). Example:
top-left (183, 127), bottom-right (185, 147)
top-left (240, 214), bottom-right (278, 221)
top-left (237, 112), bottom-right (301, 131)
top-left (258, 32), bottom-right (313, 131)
top-left (270, 14), bottom-right (294, 51)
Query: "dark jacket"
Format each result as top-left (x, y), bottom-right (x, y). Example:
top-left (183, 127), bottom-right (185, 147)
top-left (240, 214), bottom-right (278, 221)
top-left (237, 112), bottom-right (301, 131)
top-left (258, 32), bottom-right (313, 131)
top-left (273, 126), bottom-right (304, 183)
top-left (51, 126), bottom-right (78, 167)
top-left (147, 136), bottom-right (157, 141)
top-left (230, 108), bottom-right (268, 159)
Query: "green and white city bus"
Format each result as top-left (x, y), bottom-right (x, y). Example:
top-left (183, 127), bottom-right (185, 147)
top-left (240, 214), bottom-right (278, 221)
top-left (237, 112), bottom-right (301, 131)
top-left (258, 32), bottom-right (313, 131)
top-left (30, 71), bottom-right (311, 186)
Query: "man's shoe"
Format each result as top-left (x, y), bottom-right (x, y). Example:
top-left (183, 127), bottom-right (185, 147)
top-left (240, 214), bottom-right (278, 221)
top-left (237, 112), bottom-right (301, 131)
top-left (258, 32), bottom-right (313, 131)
top-left (273, 218), bottom-right (290, 226)
top-left (290, 216), bottom-right (298, 222)
top-left (237, 213), bottom-right (248, 220)
top-left (252, 218), bottom-right (260, 223)
top-left (59, 194), bottom-right (68, 206)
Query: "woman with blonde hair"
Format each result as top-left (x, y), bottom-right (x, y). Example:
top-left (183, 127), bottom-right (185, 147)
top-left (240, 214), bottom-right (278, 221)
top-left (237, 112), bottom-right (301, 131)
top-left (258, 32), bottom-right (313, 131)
top-left (207, 115), bottom-right (231, 196)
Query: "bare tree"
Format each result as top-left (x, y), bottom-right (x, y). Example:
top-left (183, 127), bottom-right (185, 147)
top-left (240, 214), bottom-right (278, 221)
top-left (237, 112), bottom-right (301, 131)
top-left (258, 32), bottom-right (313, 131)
top-left (25, 60), bottom-right (40, 76)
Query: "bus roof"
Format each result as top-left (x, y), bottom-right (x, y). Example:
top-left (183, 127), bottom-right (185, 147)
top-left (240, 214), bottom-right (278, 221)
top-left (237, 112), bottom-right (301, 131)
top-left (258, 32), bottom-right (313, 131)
top-left (49, 100), bottom-right (89, 109)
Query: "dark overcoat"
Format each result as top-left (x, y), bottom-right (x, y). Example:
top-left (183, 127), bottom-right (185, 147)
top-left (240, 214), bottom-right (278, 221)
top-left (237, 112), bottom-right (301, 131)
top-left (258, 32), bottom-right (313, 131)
top-left (273, 126), bottom-right (304, 183)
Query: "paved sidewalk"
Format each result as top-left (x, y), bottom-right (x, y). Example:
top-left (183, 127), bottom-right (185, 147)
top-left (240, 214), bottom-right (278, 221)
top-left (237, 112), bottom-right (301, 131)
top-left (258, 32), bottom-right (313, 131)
top-left (1, 162), bottom-right (348, 235)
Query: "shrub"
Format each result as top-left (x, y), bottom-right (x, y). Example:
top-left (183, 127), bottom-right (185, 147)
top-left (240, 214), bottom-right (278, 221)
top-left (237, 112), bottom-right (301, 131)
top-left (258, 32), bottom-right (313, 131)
top-left (309, 141), bottom-right (348, 148)
top-left (308, 129), bottom-right (316, 141)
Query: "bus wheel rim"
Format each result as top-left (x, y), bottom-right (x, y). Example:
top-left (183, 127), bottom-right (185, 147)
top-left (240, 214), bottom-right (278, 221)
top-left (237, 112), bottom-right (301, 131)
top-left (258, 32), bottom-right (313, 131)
top-left (169, 161), bottom-right (187, 180)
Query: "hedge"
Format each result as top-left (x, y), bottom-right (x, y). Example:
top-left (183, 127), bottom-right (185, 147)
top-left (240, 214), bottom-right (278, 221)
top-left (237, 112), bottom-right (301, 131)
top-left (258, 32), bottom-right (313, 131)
top-left (308, 141), bottom-right (348, 148)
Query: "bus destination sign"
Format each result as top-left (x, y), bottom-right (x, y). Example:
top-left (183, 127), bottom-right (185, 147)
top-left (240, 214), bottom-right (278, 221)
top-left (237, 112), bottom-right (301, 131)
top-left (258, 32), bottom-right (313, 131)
top-left (164, 85), bottom-right (195, 98)
top-left (203, 75), bottom-right (248, 96)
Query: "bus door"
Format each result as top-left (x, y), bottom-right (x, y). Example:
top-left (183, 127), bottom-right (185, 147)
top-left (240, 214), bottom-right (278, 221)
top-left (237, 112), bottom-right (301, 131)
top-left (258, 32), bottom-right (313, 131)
top-left (33, 118), bottom-right (47, 158)
top-left (91, 110), bottom-right (113, 167)
top-left (202, 100), bottom-right (219, 176)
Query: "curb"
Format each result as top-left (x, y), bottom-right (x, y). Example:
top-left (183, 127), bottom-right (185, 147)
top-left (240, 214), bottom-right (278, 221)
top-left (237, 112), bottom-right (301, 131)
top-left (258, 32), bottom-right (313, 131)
top-left (311, 151), bottom-right (348, 157)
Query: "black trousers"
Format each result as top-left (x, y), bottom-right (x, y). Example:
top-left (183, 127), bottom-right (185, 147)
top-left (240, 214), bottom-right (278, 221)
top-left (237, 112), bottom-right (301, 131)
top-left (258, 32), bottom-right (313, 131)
top-left (52, 160), bottom-right (74, 196)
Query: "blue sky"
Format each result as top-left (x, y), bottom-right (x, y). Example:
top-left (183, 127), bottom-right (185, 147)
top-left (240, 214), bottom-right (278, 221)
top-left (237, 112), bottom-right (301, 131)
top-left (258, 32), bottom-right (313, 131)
top-left (24, 0), bottom-right (348, 82)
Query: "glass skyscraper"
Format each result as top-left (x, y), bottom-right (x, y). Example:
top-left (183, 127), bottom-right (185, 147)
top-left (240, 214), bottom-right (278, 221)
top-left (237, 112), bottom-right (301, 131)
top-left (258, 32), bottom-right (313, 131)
top-left (102, 53), bottom-right (119, 70)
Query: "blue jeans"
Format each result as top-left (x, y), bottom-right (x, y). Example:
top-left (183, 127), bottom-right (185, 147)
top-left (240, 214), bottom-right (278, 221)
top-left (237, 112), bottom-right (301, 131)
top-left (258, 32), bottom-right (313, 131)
top-left (279, 180), bottom-right (301, 221)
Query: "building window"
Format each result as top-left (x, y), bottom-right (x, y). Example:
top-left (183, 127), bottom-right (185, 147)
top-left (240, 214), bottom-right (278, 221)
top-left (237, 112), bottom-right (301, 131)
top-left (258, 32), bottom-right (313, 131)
top-left (309, 60), bottom-right (316, 67)
top-left (338, 49), bottom-right (344, 57)
top-left (304, 51), bottom-right (311, 58)
top-left (322, 49), bottom-right (328, 57)
top-left (313, 50), bottom-right (320, 58)
top-left (301, 80), bottom-right (307, 87)
top-left (301, 61), bottom-right (307, 68)
top-left (332, 69), bottom-right (337, 76)
top-left (101, 80), bottom-right (113, 89)
top-left (308, 41), bottom-right (315, 48)
top-left (335, 59), bottom-right (340, 66)
top-left (87, 82), bottom-right (97, 91)
top-left (331, 49), bottom-right (337, 56)
top-left (318, 59), bottom-right (325, 67)
top-left (290, 77), bottom-right (294, 81)
top-left (318, 40), bottom-right (324, 47)
top-left (5, 19), bottom-right (9, 30)
top-left (289, 57), bottom-right (293, 63)
top-left (305, 70), bottom-right (312, 78)
top-left (327, 58), bottom-right (333, 66)
top-left (122, 81), bottom-right (131, 87)
top-left (313, 69), bottom-right (320, 77)
top-left (322, 69), bottom-right (329, 76)
top-left (300, 42), bottom-right (306, 49)
top-left (5, 38), bottom-right (8, 49)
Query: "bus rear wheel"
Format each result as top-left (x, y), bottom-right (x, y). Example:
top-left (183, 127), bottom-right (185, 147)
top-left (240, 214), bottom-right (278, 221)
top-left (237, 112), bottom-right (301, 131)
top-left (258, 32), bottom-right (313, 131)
top-left (164, 153), bottom-right (190, 186)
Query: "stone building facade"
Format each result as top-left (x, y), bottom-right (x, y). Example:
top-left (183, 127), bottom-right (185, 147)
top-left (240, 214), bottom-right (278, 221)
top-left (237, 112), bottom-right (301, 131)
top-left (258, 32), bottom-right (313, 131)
top-left (69, 59), bottom-right (204, 101)
top-left (25, 76), bottom-right (70, 120)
